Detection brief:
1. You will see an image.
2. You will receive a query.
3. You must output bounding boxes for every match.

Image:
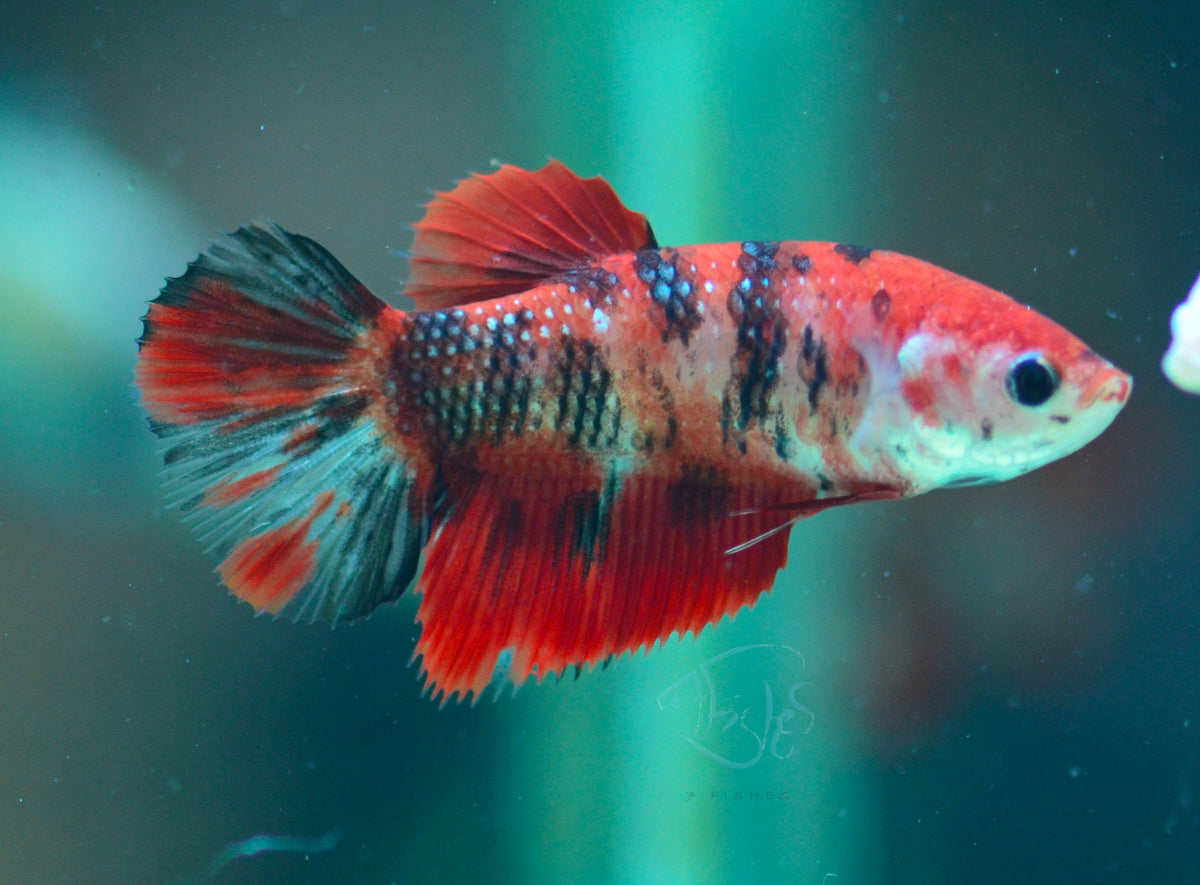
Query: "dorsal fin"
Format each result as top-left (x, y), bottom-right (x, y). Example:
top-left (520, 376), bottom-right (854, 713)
top-left (405, 160), bottom-right (657, 310)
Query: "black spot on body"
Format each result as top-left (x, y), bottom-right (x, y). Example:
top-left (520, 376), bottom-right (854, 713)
top-left (791, 253), bottom-right (812, 275)
top-left (871, 289), bottom-right (891, 323)
top-left (834, 243), bottom-right (873, 264)
top-left (634, 248), bottom-right (704, 346)
top-left (630, 427), bottom-right (654, 453)
top-left (980, 418), bottom-right (994, 441)
top-left (738, 240), bottom-right (779, 274)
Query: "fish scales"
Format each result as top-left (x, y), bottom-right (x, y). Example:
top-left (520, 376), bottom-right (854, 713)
top-left (135, 160), bottom-right (1130, 703)
top-left (380, 242), bottom-right (876, 492)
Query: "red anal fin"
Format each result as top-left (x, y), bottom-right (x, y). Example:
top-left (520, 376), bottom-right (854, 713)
top-left (412, 464), bottom-right (817, 704)
top-left (406, 160), bottom-right (657, 310)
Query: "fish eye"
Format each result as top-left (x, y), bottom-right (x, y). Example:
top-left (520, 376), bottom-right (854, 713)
top-left (1005, 354), bottom-right (1060, 407)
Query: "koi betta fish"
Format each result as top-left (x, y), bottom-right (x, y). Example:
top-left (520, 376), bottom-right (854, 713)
top-left (135, 161), bottom-right (1131, 703)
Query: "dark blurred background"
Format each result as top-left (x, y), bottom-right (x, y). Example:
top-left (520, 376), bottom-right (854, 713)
top-left (1, 1), bottom-right (1198, 883)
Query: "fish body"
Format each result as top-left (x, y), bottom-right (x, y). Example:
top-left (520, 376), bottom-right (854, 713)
top-left (135, 161), bottom-right (1130, 702)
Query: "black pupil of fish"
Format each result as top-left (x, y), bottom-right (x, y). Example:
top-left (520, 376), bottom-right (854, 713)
top-left (1006, 356), bottom-right (1059, 406)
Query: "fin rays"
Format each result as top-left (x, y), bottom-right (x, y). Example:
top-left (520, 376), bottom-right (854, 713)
top-left (406, 160), bottom-right (656, 310)
top-left (137, 225), bottom-right (426, 623)
top-left (412, 467), bottom-right (803, 704)
top-left (135, 168), bottom-right (903, 706)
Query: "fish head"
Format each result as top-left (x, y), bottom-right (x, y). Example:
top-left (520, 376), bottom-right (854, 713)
top-left (849, 262), bottom-right (1131, 494)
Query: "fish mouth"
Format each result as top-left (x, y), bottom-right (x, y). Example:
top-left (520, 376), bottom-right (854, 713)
top-left (1079, 366), bottom-right (1132, 409)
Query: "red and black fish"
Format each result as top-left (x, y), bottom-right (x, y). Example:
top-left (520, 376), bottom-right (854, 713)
top-left (135, 161), bottom-right (1131, 703)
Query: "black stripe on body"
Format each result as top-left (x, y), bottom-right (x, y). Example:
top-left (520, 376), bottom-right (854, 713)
top-left (798, 324), bottom-right (830, 412)
top-left (721, 241), bottom-right (792, 459)
top-left (553, 338), bottom-right (622, 450)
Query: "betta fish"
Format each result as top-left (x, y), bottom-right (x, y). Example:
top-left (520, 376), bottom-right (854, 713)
top-left (135, 161), bottom-right (1130, 703)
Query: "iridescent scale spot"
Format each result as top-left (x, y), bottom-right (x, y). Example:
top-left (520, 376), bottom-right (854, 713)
top-left (634, 248), bottom-right (705, 345)
top-left (389, 305), bottom-right (540, 446)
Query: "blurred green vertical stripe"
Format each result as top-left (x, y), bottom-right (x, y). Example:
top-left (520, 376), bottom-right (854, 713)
top-left (507, 2), bottom-right (881, 882)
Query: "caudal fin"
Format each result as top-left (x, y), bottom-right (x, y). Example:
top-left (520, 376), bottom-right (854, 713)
top-left (136, 224), bottom-right (427, 621)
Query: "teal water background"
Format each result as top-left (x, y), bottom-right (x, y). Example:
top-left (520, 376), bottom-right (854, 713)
top-left (1, 2), bottom-right (1198, 882)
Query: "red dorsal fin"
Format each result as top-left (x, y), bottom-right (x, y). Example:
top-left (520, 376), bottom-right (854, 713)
top-left (406, 160), bottom-right (657, 310)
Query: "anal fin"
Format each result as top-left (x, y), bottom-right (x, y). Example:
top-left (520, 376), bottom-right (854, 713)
top-left (412, 463), bottom-right (823, 704)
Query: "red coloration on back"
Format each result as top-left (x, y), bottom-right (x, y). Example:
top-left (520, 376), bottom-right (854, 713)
top-left (218, 490), bottom-right (336, 614)
top-left (406, 160), bottom-right (656, 310)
